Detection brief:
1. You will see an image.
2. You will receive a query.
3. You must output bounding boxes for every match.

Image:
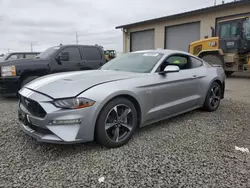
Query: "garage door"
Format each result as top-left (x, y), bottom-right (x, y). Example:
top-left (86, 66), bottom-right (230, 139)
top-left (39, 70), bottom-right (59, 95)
top-left (165, 22), bottom-right (200, 52)
top-left (130, 29), bottom-right (155, 52)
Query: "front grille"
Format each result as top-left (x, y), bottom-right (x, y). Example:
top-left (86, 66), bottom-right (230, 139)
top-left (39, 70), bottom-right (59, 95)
top-left (20, 95), bottom-right (47, 118)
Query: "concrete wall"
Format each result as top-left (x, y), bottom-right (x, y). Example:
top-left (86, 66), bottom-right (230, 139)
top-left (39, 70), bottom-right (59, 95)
top-left (122, 4), bottom-right (250, 53)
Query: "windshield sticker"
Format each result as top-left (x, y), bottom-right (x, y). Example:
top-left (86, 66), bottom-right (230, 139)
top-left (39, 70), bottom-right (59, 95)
top-left (143, 53), bottom-right (159, 57)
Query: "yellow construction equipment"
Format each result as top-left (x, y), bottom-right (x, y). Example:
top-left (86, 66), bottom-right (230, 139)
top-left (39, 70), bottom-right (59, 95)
top-left (104, 50), bottom-right (117, 62)
top-left (189, 16), bottom-right (250, 76)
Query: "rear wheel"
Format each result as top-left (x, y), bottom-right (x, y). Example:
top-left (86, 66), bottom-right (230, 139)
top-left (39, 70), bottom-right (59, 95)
top-left (95, 97), bottom-right (138, 148)
top-left (203, 82), bottom-right (222, 112)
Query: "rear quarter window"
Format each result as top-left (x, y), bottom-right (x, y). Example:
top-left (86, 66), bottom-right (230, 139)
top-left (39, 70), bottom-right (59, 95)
top-left (82, 47), bottom-right (102, 60)
top-left (190, 57), bottom-right (203, 68)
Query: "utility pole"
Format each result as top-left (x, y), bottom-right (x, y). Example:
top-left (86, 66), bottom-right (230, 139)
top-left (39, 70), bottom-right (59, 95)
top-left (8, 48), bottom-right (10, 53)
top-left (76, 32), bottom-right (79, 45)
top-left (214, 0), bottom-right (216, 5)
top-left (30, 43), bottom-right (33, 52)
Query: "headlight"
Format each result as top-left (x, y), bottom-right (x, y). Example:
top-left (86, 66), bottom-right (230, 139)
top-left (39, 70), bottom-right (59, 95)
top-left (51, 97), bottom-right (95, 109)
top-left (1, 65), bottom-right (16, 77)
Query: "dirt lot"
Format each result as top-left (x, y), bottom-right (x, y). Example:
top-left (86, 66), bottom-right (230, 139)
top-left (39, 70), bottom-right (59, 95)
top-left (0, 74), bottom-right (250, 188)
top-left (225, 73), bottom-right (250, 104)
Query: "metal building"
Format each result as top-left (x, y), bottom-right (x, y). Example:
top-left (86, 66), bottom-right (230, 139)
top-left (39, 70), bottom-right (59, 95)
top-left (115, 0), bottom-right (250, 53)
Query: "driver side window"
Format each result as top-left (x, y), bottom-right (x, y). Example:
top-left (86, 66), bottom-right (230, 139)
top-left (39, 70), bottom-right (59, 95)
top-left (159, 55), bottom-right (190, 72)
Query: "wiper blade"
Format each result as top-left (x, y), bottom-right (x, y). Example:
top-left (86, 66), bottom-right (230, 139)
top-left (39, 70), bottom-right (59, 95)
top-left (101, 68), bottom-right (120, 71)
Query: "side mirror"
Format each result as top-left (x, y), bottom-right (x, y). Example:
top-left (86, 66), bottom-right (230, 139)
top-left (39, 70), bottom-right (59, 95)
top-left (57, 52), bottom-right (69, 62)
top-left (159, 65), bottom-right (180, 75)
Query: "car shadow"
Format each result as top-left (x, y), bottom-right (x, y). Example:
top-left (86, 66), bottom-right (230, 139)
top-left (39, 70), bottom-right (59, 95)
top-left (18, 132), bottom-right (108, 160)
top-left (0, 95), bottom-right (19, 101)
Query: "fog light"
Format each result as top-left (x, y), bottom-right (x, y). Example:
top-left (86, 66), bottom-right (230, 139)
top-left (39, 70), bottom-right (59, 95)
top-left (49, 119), bottom-right (82, 125)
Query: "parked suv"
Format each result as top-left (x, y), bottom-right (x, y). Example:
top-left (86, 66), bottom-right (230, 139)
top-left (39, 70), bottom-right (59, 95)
top-left (0, 44), bottom-right (107, 96)
top-left (0, 52), bottom-right (40, 62)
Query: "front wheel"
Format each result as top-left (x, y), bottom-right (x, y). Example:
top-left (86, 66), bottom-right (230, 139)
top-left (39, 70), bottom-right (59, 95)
top-left (95, 97), bottom-right (138, 148)
top-left (203, 82), bottom-right (222, 112)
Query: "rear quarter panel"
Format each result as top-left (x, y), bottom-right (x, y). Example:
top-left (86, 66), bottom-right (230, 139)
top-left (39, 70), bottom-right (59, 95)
top-left (199, 62), bottom-right (226, 105)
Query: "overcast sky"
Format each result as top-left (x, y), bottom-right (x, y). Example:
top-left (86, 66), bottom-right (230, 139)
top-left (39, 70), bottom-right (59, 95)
top-left (0, 0), bottom-right (233, 53)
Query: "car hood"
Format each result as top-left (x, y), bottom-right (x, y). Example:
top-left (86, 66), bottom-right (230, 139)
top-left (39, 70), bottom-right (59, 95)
top-left (0, 58), bottom-right (46, 66)
top-left (24, 70), bottom-right (143, 99)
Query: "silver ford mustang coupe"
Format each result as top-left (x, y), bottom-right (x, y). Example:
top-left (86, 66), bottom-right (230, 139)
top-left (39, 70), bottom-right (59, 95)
top-left (18, 49), bottom-right (226, 148)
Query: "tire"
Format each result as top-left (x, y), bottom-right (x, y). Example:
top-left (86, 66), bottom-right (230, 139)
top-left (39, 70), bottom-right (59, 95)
top-left (203, 82), bottom-right (222, 112)
top-left (95, 97), bottom-right (138, 148)
top-left (21, 76), bottom-right (39, 88)
top-left (225, 71), bottom-right (234, 77)
top-left (201, 54), bottom-right (224, 67)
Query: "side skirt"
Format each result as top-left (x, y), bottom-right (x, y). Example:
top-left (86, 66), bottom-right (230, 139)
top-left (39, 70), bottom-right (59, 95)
top-left (140, 105), bottom-right (203, 128)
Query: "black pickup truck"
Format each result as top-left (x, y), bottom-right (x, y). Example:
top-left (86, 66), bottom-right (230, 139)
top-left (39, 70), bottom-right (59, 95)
top-left (0, 44), bottom-right (107, 96)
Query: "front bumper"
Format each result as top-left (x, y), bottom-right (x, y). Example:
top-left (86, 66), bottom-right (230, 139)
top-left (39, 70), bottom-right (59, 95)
top-left (0, 76), bottom-right (20, 95)
top-left (19, 121), bottom-right (73, 144)
top-left (18, 87), bottom-right (102, 144)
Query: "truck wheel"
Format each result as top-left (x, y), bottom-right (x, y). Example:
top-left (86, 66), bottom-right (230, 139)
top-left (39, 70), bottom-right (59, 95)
top-left (21, 76), bottom-right (39, 88)
top-left (201, 54), bottom-right (224, 67)
top-left (225, 71), bottom-right (234, 77)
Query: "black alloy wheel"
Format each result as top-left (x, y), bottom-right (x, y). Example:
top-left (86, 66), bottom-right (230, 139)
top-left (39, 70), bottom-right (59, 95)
top-left (95, 97), bottom-right (137, 148)
top-left (203, 82), bottom-right (222, 112)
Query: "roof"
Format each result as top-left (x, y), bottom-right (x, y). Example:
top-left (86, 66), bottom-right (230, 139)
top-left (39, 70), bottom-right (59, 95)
top-left (115, 0), bottom-right (250, 29)
top-left (59, 44), bottom-right (103, 48)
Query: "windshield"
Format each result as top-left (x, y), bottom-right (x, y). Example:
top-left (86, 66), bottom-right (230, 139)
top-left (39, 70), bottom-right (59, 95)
top-left (0, 53), bottom-right (10, 61)
top-left (243, 19), bottom-right (250, 40)
top-left (35, 46), bottom-right (60, 59)
top-left (100, 52), bottom-right (163, 73)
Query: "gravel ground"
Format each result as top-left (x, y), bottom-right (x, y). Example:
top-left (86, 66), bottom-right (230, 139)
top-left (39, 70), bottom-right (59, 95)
top-left (0, 78), bottom-right (250, 188)
top-left (225, 75), bottom-right (250, 104)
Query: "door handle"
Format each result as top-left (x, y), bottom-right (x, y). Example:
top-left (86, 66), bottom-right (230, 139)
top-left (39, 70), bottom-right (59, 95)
top-left (192, 74), bottom-right (197, 78)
